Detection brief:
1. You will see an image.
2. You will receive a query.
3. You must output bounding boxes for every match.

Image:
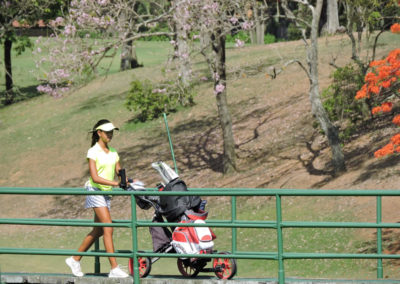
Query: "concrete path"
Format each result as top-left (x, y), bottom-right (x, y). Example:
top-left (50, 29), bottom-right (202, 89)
top-left (2, 273), bottom-right (400, 284)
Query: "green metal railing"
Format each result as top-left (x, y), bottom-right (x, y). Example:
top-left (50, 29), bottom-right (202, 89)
top-left (1, 187), bottom-right (400, 283)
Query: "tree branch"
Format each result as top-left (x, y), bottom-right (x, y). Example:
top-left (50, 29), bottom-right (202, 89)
top-left (269, 59), bottom-right (310, 79)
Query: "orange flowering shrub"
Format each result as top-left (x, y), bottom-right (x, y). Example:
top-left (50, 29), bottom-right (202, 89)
top-left (371, 102), bottom-right (393, 114)
top-left (356, 48), bottom-right (400, 100)
top-left (393, 114), bottom-right (400, 126)
top-left (374, 143), bottom-right (395, 158)
top-left (356, 23), bottom-right (400, 157)
top-left (391, 23), bottom-right (400, 33)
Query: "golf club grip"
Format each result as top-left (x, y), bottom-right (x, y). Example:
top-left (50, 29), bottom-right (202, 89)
top-left (119, 168), bottom-right (127, 189)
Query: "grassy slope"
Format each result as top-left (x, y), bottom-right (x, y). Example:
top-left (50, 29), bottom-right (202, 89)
top-left (1, 33), bottom-right (400, 279)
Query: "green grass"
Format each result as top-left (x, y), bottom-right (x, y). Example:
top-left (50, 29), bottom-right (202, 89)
top-left (0, 39), bottom-right (172, 103)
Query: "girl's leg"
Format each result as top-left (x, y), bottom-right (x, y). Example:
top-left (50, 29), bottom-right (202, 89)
top-left (73, 213), bottom-right (103, 261)
top-left (93, 206), bottom-right (118, 269)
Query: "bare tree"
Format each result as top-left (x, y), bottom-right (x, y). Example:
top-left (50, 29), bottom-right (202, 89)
top-left (282, 0), bottom-right (346, 173)
top-left (173, 0), bottom-right (254, 173)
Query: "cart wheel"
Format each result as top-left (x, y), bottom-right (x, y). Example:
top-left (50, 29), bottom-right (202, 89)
top-left (213, 252), bottom-right (237, 280)
top-left (128, 256), bottom-right (152, 278)
top-left (177, 258), bottom-right (200, 277)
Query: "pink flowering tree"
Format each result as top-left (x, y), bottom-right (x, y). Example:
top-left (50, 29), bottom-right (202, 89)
top-left (172, 0), bottom-right (255, 173)
top-left (35, 0), bottom-right (174, 97)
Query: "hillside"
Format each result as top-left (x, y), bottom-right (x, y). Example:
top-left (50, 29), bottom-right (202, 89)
top-left (0, 34), bottom-right (399, 211)
top-left (2, 33), bottom-right (400, 278)
top-left (2, 34), bottom-right (400, 203)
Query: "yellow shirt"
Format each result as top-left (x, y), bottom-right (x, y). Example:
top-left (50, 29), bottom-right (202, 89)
top-left (87, 143), bottom-right (119, 191)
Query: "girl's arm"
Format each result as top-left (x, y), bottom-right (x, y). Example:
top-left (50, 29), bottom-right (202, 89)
top-left (88, 159), bottom-right (119, 187)
top-left (115, 161), bottom-right (122, 177)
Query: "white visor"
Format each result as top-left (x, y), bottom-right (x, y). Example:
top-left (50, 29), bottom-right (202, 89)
top-left (96, 122), bottom-right (119, 131)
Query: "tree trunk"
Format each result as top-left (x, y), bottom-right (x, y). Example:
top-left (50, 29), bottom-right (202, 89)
top-left (308, 0), bottom-right (346, 173)
top-left (212, 30), bottom-right (236, 174)
top-left (249, 2), bottom-right (266, 45)
top-left (344, 1), bottom-right (365, 70)
top-left (326, 0), bottom-right (339, 34)
top-left (4, 37), bottom-right (14, 105)
top-left (120, 39), bottom-right (140, 71)
top-left (256, 21), bottom-right (265, 44)
top-left (120, 9), bottom-right (140, 71)
top-left (176, 26), bottom-right (191, 87)
top-left (173, 0), bottom-right (191, 87)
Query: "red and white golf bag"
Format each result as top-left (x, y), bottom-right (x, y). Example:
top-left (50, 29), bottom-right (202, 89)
top-left (171, 210), bottom-right (216, 255)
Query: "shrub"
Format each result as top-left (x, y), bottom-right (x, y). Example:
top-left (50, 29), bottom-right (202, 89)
top-left (287, 23), bottom-right (303, 40)
top-left (125, 79), bottom-right (195, 122)
top-left (125, 80), bottom-right (171, 122)
top-left (322, 63), bottom-right (369, 139)
top-left (264, 33), bottom-right (276, 44)
top-left (226, 30), bottom-right (250, 43)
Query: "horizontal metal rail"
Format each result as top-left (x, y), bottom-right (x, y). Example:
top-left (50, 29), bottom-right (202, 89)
top-left (2, 187), bottom-right (400, 196)
top-left (1, 187), bottom-right (399, 283)
top-left (5, 218), bottom-right (400, 229)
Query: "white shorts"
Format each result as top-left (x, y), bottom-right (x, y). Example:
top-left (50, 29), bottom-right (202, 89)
top-left (85, 182), bottom-right (111, 209)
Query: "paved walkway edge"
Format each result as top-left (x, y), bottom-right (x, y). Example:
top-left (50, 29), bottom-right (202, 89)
top-left (2, 274), bottom-right (400, 284)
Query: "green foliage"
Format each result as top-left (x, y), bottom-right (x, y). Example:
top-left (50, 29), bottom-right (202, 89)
top-left (367, 11), bottom-right (382, 29)
top-left (13, 36), bottom-right (33, 55)
top-left (350, 0), bottom-right (400, 32)
top-left (322, 64), bottom-right (368, 139)
top-left (125, 80), bottom-right (169, 122)
top-left (286, 3), bottom-right (312, 41)
top-left (264, 33), bottom-right (276, 44)
top-left (226, 31), bottom-right (251, 43)
top-left (140, 26), bottom-right (171, 41)
top-left (287, 23), bottom-right (303, 40)
top-left (76, 30), bottom-right (103, 39)
top-left (125, 79), bottom-right (195, 122)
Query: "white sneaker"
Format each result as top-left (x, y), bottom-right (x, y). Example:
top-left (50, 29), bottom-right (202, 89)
top-left (109, 265), bottom-right (129, 278)
top-left (65, 256), bottom-right (84, 277)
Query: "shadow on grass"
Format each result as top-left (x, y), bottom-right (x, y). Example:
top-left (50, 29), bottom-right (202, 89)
top-left (307, 115), bottom-right (400, 188)
top-left (61, 115), bottom-right (225, 188)
top-left (72, 91), bottom-right (127, 113)
top-left (156, 116), bottom-right (224, 173)
top-left (0, 85), bottom-right (43, 107)
top-left (125, 114), bottom-right (225, 174)
top-left (353, 154), bottom-right (400, 185)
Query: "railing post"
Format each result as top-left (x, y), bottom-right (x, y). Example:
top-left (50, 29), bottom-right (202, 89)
top-left (131, 195), bottom-right (140, 283)
top-left (94, 239), bottom-right (100, 274)
top-left (231, 196), bottom-right (237, 254)
top-left (376, 195), bottom-right (383, 278)
top-left (276, 194), bottom-right (285, 284)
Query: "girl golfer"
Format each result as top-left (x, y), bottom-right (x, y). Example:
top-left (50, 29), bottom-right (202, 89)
top-left (66, 119), bottom-right (129, 278)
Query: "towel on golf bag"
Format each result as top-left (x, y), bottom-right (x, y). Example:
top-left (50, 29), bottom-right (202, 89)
top-left (159, 178), bottom-right (201, 222)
